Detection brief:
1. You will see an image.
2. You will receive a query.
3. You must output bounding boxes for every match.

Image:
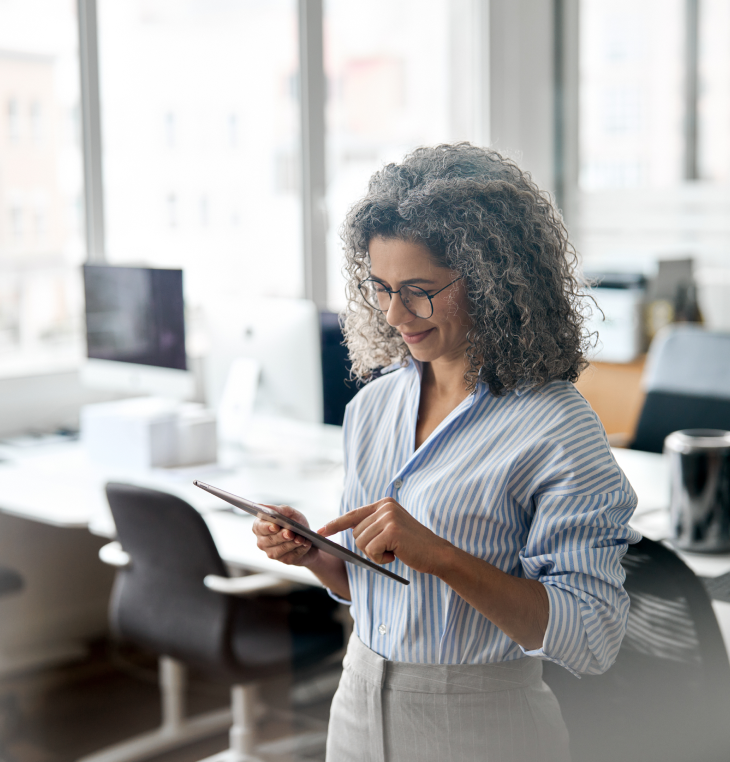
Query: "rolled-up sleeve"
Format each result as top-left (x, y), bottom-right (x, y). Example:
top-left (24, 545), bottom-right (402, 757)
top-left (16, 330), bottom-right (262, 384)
top-left (516, 416), bottom-right (641, 677)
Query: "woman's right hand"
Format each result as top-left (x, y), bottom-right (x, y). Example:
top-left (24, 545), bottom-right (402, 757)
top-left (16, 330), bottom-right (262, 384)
top-left (252, 505), bottom-right (321, 567)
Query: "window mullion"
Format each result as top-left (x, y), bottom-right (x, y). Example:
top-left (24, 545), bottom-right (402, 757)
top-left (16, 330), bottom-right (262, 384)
top-left (684, 0), bottom-right (700, 181)
top-left (298, 0), bottom-right (327, 308)
top-left (77, 0), bottom-right (106, 263)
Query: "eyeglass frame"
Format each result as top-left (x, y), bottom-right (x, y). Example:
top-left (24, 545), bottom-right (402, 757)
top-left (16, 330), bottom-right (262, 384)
top-left (358, 275), bottom-right (464, 319)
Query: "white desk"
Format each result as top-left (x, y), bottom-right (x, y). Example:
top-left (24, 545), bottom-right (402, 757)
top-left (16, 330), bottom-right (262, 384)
top-left (3, 430), bottom-right (730, 669)
top-left (612, 447), bottom-right (730, 654)
top-left (0, 417), bottom-right (345, 673)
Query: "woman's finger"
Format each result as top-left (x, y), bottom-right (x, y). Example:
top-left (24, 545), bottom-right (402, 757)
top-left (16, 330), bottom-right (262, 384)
top-left (354, 517), bottom-right (398, 563)
top-left (266, 538), bottom-right (311, 560)
top-left (252, 519), bottom-right (284, 537)
top-left (318, 500), bottom-right (389, 536)
top-left (351, 511), bottom-right (388, 545)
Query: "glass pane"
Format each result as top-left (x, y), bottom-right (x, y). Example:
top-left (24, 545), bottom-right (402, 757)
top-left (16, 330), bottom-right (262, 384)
top-left (97, 0), bottom-right (300, 305)
top-left (0, 0), bottom-right (85, 372)
top-left (324, 0), bottom-right (483, 308)
top-left (579, 0), bottom-right (685, 190)
top-left (698, 0), bottom-right (730, 182)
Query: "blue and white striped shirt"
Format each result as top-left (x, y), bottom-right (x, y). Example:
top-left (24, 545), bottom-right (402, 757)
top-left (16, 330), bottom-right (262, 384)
top-left (336, 359), bottom-right (641, 676)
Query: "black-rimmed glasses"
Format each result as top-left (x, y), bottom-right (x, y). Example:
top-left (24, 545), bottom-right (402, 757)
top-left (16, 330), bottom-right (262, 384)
top-left (358, 276), bottom-right (463, 319)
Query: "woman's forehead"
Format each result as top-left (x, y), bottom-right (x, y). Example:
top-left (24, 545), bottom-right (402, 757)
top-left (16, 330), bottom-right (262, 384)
top-left (367, 236), bottom-right (446, 278)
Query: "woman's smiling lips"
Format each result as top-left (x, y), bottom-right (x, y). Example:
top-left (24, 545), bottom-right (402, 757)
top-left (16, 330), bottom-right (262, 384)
top-left (401, 328), bottom-right (435, 344)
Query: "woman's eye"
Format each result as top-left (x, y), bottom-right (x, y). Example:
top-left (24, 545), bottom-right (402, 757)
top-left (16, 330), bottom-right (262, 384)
top-left (403, 287), bottom-right (427, 300)
top-left (373, 283), bottom-right (388, 293)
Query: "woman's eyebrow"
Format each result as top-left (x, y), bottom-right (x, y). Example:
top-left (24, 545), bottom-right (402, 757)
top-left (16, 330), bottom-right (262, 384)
top-left (370, 275), bottom-right (437, 286)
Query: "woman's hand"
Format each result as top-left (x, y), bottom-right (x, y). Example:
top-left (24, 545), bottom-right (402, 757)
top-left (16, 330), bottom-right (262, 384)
top-left (252, 505), bottom-right (320, 568)
top-left (318, 498), bottom-right (449, 576)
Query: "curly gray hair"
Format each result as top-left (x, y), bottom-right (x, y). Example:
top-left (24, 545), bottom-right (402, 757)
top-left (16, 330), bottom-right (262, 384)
top-left (340, 142), bottom-right (591, 395)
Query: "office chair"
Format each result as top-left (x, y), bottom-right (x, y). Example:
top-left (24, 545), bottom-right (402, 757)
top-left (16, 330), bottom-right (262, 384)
top-left (542, 537), bottom-right (730, 762)
top-left (0, 568), bottom-right (22, 598)
top-left (320, 310), bottom-right (358, 426)
top-left (0, 567), bottom-right (23, 762)
top-left (85, 483), bottom-right (344, 762)
top-left (630, 325), bottom-right (730, 452)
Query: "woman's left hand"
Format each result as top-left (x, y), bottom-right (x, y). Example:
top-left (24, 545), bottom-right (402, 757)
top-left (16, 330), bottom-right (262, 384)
top-left (318, 499), bottom-right (449, 575)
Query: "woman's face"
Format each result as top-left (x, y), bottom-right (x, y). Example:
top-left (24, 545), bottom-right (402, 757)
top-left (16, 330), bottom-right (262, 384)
top-left (368, 236), bottom-right (472, 367)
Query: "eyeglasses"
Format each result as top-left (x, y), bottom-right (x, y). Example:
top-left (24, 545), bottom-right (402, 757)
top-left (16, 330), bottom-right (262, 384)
top-left (358, 276), bottom-right (463, 319)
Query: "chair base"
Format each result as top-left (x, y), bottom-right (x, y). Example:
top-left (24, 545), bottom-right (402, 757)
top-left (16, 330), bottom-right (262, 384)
top-left (76, 656), bottom-right (232, 762)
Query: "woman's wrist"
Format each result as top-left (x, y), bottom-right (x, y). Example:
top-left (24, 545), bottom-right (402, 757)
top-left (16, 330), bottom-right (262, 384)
top-left (306, 551), bottom-right (351, 600)
top-left (429, 537), bottom-right (461, 580)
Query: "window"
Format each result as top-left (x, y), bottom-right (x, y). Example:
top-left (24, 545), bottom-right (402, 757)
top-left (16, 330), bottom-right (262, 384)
top-left (698, 0), bottom-right (730, 183)
top-left (0, 1), bottom-right (85, 374)
top-left (97, 0), bottom-right (302, 305)
top-left (572, 0), bottom-right (730, 274)
top-left (30, 101), bottom-right (42, 143)
top-left (324, 0), bottom-right (485, 308)
top-left (7, 98), bottom-right (20, 142)
top-left (0, 0), bottom-right (489, 376)
top-left (579, 0), bottom-right (685, 191)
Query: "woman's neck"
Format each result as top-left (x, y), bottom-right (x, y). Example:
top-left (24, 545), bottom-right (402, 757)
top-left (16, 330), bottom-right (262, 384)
top-left (421, 357), bottom-right (470, 404)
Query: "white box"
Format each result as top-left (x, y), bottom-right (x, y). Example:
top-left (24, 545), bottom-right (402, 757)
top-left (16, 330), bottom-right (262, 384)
top-left (80, 397), bottom-right (217, 470)
top-left (176, 403), bottom-right (217, 467)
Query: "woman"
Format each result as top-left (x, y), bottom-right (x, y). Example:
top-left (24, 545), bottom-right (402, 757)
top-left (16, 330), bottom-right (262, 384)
top-left (253, 143), bottom-right (640, 761)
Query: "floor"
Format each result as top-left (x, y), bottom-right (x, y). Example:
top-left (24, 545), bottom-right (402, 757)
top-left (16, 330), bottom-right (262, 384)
top-left (0, 639), bottom-right (343, 762)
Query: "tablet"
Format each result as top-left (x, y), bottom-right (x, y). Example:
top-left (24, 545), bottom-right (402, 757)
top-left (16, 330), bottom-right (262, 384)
top-left (193, 480), bottom-right (409, 585)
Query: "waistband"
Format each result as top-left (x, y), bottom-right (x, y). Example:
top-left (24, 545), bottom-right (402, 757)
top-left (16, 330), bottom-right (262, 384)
top-left (343, 633), bottom-right (543, 695)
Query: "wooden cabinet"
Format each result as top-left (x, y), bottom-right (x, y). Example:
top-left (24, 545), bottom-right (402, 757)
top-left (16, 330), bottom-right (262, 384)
top-left (574, 357), bottom-right (646, 439)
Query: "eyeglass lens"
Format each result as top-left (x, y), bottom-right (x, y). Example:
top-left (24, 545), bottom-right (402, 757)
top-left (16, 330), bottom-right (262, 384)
top-left (362, 281), bottom-right (432, 318)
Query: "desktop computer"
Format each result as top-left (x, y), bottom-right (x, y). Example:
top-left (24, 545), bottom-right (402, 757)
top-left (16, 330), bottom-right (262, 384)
top-left (80, 264), bottom-right (196, 399)
top-left (79, 264), bottom-right (216, 468)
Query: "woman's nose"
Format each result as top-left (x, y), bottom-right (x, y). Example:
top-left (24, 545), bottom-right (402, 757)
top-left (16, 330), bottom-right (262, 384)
top-left (385, 292), bottom-right (416, 327)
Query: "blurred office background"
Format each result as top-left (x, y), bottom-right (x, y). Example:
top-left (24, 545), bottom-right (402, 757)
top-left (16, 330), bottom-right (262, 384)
top-left (3, 0), bottom-right (730, 427)
top-left (1, 0), bottom-right (730, 760)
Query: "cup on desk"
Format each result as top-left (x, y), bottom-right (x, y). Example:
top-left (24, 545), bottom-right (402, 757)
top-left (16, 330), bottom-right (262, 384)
top-left (666, 429), bottom-right (730, 552)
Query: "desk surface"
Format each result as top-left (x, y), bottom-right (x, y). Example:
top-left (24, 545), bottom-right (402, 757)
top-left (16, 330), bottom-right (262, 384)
top-left (0, 417), bottom-right (346, 585)
top-left (2, 425), bottom-right (730, 582)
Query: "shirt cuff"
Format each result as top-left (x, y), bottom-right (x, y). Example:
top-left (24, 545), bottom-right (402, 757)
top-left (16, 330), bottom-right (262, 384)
top-left (326, 588), bottom-right (352, 605)
top-left (520, 645), bottom-right (545, 657)
top-left (519, 642), bottom-right (582, 678)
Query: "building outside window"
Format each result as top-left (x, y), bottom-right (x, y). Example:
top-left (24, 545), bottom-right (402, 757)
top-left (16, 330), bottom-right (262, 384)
top-left (96, 0), bottom-right (302, 310)
top-left (574, 0), bottom-right (730, 276)
top-left (0, 0), bottom-right (85, 375)
top-left (323, 0), bottom-right (485, 308)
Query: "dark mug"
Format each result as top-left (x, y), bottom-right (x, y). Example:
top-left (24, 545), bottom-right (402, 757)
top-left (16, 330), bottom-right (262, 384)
top-left (666, 429), bottom-right (730, 553)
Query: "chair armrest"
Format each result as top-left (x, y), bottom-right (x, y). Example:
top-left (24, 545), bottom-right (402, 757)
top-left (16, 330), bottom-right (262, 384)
top-left (99, 541), bottom-right (131, 568)
top-left (203, 573), bottom-right (293, 596)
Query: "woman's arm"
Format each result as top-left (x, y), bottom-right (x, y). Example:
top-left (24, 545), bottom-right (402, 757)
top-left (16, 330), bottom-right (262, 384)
top-left (435, 543), bottom-right (548, 651)
top-left (319, 498), bottom-right (548, 651)
top-left (252, 506), bottom-right (351, 600)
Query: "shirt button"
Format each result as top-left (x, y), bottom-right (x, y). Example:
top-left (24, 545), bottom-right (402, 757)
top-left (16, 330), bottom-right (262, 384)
top-left (378, 624), bottom-right (387, 635)
top-left (394, 479), bottom-right (403, 489)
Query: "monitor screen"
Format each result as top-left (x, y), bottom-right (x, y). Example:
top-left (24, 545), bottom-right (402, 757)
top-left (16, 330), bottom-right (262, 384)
top-left (82, 264), bottom-right (187, 371)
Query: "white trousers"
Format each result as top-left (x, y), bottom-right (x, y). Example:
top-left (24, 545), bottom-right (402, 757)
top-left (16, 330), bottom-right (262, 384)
top-left (326, 634), bottom-right (571, 762)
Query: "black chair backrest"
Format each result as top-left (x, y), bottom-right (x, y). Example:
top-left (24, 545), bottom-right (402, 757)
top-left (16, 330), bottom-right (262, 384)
top-left (320, 310), bottom-right (358, 426)
top-left (105, 482), bottom-right (234, 669)
top-left (0, 567), bottom-right (23, 597)
top-left (631, 391), bottom-right (730, 453)
top-left (543, 537), bottom-right (730, 762)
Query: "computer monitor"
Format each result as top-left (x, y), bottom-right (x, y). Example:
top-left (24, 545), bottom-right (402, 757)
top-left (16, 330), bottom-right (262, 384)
top-left (203, 297), bottom-right (324, 424)
top-left (80, 264), bottom-right (195, 399)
